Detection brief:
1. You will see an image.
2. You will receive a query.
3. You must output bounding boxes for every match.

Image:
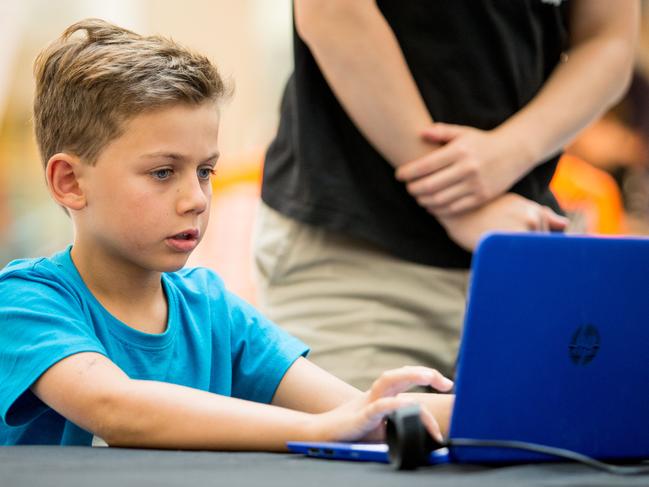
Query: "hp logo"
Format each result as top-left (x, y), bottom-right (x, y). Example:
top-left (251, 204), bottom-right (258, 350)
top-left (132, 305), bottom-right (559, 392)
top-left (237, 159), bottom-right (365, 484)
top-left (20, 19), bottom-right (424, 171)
top-left (568, 325), bottom-right (600, 365)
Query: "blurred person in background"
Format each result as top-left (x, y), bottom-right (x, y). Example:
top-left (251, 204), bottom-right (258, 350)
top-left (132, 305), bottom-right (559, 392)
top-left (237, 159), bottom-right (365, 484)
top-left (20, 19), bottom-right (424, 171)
top-left (254, 0), bottom-right (639, 390)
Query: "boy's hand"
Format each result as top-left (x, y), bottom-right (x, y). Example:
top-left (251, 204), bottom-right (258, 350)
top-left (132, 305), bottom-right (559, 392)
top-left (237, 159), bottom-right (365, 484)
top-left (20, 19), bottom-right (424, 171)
top-left (309, 366), bottom-right (453, 444)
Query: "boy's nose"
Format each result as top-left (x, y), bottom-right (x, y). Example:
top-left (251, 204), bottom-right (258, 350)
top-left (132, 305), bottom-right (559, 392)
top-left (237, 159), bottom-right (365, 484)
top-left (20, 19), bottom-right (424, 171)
top-left (177, 177), bottom-right (208, 215)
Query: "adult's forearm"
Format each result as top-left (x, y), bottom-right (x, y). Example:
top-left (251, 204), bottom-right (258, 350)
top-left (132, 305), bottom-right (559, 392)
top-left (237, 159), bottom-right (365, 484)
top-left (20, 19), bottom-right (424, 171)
top-left (295, 0), bottom-right (435, 166)
top-left (494, 1), bottom-right (639, 173)
top-left (295, 1), bottom-right (514, 239)
top-left (101, 379), bottom-right (317, 451)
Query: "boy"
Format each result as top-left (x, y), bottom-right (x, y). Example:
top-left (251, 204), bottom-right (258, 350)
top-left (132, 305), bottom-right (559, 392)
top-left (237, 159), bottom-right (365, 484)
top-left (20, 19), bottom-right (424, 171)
top-left (0, 19), bottom-right (453, 449)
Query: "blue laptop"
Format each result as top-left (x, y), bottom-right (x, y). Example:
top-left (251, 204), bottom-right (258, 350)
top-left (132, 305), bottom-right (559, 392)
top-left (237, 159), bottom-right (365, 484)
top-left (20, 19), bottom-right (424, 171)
top-left (288, 233), bottom-right (649, 465)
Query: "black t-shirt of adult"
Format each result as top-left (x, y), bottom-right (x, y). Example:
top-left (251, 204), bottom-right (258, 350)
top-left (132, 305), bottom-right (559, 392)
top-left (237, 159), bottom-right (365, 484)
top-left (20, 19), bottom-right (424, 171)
top-left (262, 0), bottom-right (569, 269)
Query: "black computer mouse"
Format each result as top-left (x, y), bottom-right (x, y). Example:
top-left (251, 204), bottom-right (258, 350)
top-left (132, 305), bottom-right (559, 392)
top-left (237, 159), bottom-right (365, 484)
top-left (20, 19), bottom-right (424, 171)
top-left (386, 404), bottom-right (445, 470)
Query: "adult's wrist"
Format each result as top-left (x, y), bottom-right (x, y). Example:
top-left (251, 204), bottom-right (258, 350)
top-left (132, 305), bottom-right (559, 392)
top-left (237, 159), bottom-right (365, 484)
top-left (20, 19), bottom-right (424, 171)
top-left (491, 122), bottom-right (541, 177)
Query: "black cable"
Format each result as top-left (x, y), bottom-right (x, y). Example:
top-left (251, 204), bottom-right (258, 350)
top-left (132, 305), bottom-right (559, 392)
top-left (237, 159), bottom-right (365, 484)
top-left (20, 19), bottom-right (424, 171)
top-left (386, 406), bottom-right (649, 475)
top-left (448, 438), bottom-right (649, 476)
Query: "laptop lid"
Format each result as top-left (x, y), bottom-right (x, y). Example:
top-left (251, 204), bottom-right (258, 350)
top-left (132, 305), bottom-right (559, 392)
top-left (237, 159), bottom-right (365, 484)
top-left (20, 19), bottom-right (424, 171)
top-left (449, 233), bottom-right (649, 463)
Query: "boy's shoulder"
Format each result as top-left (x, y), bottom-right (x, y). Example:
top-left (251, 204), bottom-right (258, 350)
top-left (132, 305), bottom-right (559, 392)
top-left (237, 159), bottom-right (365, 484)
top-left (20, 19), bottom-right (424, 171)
top-left (0, 257), bottom-right (41, 276)
top-left (0, 249), bottom-right (81, 312)
top-left (0, 248), bottom-right (80, 303)
top-left (0, 251), bottom-right (66, 283)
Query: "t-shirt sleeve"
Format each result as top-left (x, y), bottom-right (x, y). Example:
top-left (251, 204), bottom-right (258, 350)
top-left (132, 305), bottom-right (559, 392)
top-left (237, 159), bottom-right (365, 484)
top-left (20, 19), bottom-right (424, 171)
top-left (0, 268), bottom-right (107, 427)
top-left (225, 290), bottom-right (309, 404)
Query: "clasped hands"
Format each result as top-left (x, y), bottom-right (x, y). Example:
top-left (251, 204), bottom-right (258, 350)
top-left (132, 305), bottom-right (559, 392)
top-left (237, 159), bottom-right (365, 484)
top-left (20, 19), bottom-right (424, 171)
top-left (395, 123), bottom-right (568, 250)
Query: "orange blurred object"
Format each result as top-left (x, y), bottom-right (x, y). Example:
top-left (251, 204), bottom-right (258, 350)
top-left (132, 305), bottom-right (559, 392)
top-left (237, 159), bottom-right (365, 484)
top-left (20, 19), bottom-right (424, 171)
top-left (550, 154), bottom-right (625, 234)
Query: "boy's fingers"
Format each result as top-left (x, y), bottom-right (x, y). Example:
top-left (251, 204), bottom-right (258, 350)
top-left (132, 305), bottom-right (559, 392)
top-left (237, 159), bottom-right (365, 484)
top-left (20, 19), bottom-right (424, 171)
top-left (363, 396), bottom-right (416, 423)
top-left (369, 366), bottom-right (453, 401)
top-left (365, 399), bottom-right (444, 445)
top-left (420, 407), bottom-right (444, 444)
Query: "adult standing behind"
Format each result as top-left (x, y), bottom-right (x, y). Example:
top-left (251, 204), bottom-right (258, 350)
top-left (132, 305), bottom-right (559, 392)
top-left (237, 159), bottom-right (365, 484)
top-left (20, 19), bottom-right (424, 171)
top-left (254, 1), bottom-right (639, 389)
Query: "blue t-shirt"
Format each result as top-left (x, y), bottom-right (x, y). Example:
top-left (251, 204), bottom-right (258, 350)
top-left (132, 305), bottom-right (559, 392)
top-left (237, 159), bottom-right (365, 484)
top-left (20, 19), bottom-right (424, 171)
top-left (0, 247), bottom-right (308, 445)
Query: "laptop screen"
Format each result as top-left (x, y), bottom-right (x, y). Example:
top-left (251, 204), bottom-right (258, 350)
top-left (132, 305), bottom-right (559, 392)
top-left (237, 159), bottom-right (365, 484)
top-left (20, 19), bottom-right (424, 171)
top-left (449, 233), bottom-right (649, 463)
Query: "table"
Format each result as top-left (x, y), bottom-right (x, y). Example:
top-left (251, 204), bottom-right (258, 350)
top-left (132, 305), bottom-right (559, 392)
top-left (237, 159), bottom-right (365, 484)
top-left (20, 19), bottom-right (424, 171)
top-left (1, 446), bottom-right (647, 487)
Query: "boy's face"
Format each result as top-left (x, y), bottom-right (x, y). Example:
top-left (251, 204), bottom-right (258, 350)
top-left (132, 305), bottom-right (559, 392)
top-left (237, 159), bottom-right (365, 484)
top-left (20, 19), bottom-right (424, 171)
top-left (75, 101), bottom-right (220, 273)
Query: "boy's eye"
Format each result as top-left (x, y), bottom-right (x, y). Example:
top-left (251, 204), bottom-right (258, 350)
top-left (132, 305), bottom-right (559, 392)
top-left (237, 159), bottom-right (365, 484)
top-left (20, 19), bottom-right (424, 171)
top-left (197, 167), bottom-right (215, 181)
top-left (151, 168), bottom-right (173, 180)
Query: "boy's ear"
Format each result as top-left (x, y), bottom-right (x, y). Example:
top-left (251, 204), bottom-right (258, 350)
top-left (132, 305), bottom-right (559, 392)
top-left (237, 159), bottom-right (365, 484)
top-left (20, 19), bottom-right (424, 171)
top-left (46, 153), bottom-right (87, 211)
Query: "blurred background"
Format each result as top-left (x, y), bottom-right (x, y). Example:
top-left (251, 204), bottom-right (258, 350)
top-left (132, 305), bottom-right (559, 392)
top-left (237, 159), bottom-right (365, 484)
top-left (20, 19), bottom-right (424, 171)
top-left (2, 0), bottom-right (649, 303)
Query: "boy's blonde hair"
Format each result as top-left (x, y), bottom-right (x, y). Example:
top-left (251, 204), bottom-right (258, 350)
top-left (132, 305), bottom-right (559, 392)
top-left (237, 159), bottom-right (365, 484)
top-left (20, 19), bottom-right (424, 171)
top-left (33, 18), bottom-right (230, 167)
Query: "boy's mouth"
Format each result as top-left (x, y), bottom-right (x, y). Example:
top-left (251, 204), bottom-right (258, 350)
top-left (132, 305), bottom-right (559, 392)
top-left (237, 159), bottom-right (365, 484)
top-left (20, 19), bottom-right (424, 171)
top-left (170, 229), bottom-right (199, 240)
top-left (166, 229), bottom-right (200, 252)
top-left (174, 232), bottom-right (196, 240)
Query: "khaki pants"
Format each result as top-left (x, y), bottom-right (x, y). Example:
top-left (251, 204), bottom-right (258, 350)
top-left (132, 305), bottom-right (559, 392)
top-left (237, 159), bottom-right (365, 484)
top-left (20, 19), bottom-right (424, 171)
top-left (253, 203), bottom-right (469, 390)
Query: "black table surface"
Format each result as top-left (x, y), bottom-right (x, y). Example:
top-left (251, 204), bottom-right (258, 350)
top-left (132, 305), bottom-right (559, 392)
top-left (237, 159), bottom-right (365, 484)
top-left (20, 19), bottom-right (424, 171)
top-left (2, 446), bottom-right (648, 487)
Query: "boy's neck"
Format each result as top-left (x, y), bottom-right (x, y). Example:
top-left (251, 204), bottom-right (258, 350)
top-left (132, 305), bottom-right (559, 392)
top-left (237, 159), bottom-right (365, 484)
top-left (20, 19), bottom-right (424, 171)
top-left (70, 242), bottom-right (168, 334)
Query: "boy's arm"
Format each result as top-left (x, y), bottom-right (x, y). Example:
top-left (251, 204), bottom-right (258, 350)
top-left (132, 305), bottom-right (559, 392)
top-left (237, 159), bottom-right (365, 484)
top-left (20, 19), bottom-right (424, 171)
top-left (396, 0), bottom-right (639, 216)
top-left (31, 352), bottom-right (451, 449)
top-left (272, 357), bottom-right (454, 437)
top-left (31, 352), bottom-right (313, 451)
top-left (295, 0), bottom-right (565, 251)
top-left (270, 357), bottom-right (360, 412)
